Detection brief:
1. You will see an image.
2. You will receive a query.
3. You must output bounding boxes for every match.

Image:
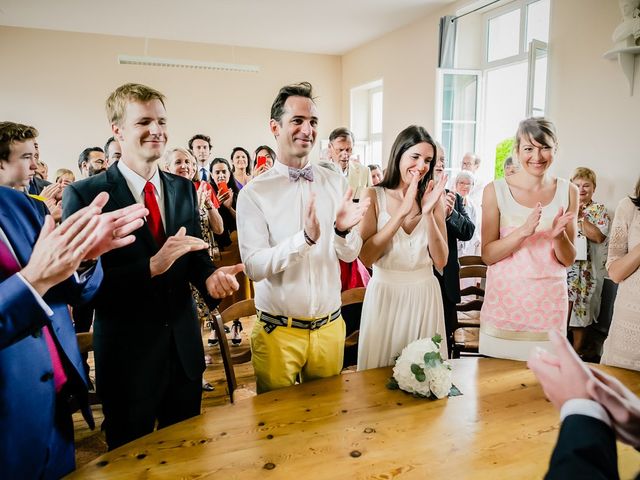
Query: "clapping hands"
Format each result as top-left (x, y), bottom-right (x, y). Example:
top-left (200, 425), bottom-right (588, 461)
top-left (528, 330), bottom-right (640, 449)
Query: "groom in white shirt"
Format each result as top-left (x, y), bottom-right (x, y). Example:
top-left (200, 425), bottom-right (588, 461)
top-left (237, 82), bottom-right (371, 393)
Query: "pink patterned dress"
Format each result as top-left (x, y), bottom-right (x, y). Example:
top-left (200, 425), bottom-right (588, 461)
top-left (480, 178), bottom-right (570, 361)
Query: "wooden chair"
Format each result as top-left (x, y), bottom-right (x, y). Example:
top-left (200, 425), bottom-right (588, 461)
top-left (452, 262), bottom-right (487, 358)
top-left (214, 232), bottom-right (253, 312)
top-left (212, 298), bottom-right (255, 403)
top-left (75, 332), bottom-right (100, 405)
top-left (341, 287), bottom-right (366, 349)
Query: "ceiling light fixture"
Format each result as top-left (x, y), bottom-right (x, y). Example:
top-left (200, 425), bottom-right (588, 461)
top-left (117, 54), bottom-right (260, 73)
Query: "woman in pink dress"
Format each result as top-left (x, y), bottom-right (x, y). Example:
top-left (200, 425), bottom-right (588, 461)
top-left (480, 118), bottom-right (578, 361)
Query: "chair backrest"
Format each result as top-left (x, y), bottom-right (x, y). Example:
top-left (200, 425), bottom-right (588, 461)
top-left (341, 287), bottom-right (366, 358)
top-left (341, 287), bottom-right (366, 307)
top-left (459, 255), bottom-right (485, 267)
top-left (213, 298), bottom-right (255, 402)
top-left (76, 332), bottom-right (93, 355)
top-left (453, 263), bottom-right (487, 357)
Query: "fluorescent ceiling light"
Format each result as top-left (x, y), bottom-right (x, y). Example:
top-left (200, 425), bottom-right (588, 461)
top-left (117, 54), bottom-right (260, 73)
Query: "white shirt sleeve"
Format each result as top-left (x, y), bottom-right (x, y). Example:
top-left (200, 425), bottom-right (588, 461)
top-left (16, 273), bottom-right (54, 316)
top-left (560, 398), bottom-right (612, 428)
top-left (237, 188), bottom-right (312, 282)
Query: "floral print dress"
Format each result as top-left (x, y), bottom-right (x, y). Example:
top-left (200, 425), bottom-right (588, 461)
top-left (567, 201), bottom-right (610, 327)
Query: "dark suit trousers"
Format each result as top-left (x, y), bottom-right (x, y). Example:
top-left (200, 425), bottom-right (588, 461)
top-left (41, 388), bottom-right (76, 480)
top-left (102, 339), bottom-right (202, 450)
top-left (442, 295), bottom-right (457, 356)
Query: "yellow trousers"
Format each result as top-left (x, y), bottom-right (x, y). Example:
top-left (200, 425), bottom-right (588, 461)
top-left (250, 313), bottom-right (345, 394)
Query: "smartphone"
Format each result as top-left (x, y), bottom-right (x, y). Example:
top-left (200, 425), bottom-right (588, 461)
top-left (256, 156), bottom-right (267, 168)
top-left (218, 181), bottom-right (229, 195)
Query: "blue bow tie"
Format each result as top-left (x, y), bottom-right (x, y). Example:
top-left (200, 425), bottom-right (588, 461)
top-left (288, 165), bottom-right (314, 182)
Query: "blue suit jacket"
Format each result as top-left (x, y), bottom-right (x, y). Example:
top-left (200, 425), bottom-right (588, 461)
top-left (0, 186), bottom-right (102, 479)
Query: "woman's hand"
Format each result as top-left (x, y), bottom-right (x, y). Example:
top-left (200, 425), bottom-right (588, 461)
top-left (219, 190), bottom-right (234, 208)
top-left (550, 206), bottom-right (575, 239)
top-left (397, 174), bottom-right (419, 218)
top-left (521, 203), bottom-right (543, 237)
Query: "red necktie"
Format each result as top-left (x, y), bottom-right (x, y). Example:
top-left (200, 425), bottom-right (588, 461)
top-left (0, 238), bottom-right (68, 393)
top-left (143, 182), bottom-right (166, 246)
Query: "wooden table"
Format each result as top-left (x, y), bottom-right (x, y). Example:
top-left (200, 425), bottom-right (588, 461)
top-left (69, 358), bottom-right (640, 479)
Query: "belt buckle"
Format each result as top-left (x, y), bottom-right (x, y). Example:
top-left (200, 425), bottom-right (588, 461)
top-left (308, 319), bottom-right (318, 330)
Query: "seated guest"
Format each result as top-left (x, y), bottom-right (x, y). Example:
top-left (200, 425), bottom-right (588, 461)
top-left (230, 146), bottom-right (252, 189)
top-left (480, 118), bottom-right (578, 361)
top-left (237, 82), bottom-right (368, 393)
top-left (529, 329), bottom-right (640, 479)
top-left (210, 157), bottom-right (239, 249)
top-left (601, 175), bottom-right (640, 371)
top-left (253, 145), bottom-right (276, 177)
top-left (454, 170), bottom-right (480, 256)
top-left (566, 167), bottom-right (610, 356)
top-left (368, 164), bottom-right (383, 186)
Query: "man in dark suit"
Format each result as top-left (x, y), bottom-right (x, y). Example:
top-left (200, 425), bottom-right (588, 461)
top-left (63, 83), bottom-right (243, 450)
top-left (432, 147), bottom-right (475, 354)
top-left (529, 329), bottom-right (640, 480)
top-left (28, 140), bottom-right (51, 194)
top-left (0, 123), bottom-right (148, 478)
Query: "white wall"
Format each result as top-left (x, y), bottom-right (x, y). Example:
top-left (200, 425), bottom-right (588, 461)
top-left (341, 0), bottom-right (640, 209)
top-left (0, 26), bottom-right (342, 175)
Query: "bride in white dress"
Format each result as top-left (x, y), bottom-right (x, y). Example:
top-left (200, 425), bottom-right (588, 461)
top-left (357, 125), bottom-right (449, 370)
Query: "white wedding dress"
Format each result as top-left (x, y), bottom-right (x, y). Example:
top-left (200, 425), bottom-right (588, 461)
top-left (357, 187), bottom-right (447, 370)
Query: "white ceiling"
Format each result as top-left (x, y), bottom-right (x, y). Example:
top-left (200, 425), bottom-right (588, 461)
top-left (0, 0), bottom-right (453, 55)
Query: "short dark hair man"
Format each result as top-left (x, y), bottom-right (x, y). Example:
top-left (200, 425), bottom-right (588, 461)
top-left (77, 147), bottom-right (106, 178)
top-left (237, 82), bottom-right (370, 393)
top-left (188, 134), bottom-right (212, 182)
top-left (104, 136), bottom-right (122, 167)
top-left (327, 127), bottom-right (371, 199)
top-left (368, 164), bottom-right (383, 186)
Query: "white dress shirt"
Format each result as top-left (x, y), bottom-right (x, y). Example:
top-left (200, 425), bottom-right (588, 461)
top-left (0, 227), bottom-right (53, 316)
top-left (237, 160), bottom-right (362, 318)
top-left (117, 161), bottom-right (166, 226)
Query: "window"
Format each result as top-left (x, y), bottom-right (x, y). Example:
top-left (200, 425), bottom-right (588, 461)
top-left (436, 70), bottom-right (480, 170)
top-left (350, 80), bottom-right (383, 166)
top-left (435, 0), bottom-right (550, 179)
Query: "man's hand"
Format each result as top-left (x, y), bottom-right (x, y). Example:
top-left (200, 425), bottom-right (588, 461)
top-left (527, 329), bottom-right (594, 410)
top-left (304, 192), bottom-right (320, 243)
top-left (587, 368), bottom-right (640, 448)
top-left (21, 201), bottom-right (104, 296)
top-left (444, 190), bottom-right (456, 218)
top-left (206, 263), bottom-right (245, 298)
top-left (335, 187), bottom-right (371, 232)
top-left (421, 174), bottom-right (448, 214)
top-left (83, 202), bottom-right (148, 260)
top-left (149, 227), bottom-right (208, 277)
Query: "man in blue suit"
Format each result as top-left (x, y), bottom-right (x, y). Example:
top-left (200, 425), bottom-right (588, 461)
top-left (0, 121), bottom-right (148, 480)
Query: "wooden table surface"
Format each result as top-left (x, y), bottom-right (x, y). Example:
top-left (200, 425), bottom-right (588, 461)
top-left (68, 358), bottom-right (640, 479)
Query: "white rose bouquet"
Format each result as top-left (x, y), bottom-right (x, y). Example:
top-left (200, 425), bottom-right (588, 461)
top-left (387, 334), bottom-right (461, 399)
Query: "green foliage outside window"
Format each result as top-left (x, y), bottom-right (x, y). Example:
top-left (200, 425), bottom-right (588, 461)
top-left (494, 138), bottom-right (515, 180)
